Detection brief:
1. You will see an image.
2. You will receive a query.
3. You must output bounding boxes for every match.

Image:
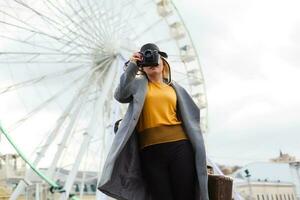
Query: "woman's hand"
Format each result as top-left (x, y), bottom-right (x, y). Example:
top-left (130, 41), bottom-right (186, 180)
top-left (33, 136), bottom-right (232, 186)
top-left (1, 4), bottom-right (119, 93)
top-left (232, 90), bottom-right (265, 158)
top-left (129, 52), bottom-right (143, 64)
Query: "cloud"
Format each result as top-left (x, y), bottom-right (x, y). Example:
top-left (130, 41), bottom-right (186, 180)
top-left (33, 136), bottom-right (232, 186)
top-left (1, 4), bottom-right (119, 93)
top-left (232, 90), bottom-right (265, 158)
top-left (174, 0), bottom-right (300, 165)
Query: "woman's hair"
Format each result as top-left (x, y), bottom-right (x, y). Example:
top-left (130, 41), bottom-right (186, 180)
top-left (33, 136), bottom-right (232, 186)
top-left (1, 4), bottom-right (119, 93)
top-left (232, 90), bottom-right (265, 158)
top-left (138, 57), bottom-right (171, 85)
top-left (162, 58), bottom-right (171, 84)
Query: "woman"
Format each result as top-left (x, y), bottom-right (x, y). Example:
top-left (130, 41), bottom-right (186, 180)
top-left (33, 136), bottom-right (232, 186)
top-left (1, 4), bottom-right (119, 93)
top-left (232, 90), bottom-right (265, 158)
top-left (98, 43), bottom-right (209, 200)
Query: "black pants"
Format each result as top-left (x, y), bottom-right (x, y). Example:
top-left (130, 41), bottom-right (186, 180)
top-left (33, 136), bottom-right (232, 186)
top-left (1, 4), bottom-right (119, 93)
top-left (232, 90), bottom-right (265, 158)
top-left (139, 139), bottom-right (197, 200)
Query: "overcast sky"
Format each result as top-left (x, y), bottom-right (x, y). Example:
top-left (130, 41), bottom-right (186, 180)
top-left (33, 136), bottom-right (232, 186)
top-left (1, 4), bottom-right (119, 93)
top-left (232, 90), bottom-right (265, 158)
top-left (1, 0), bottom-right (299, 168)
top-left (175, 0), bottom-right (300, 166)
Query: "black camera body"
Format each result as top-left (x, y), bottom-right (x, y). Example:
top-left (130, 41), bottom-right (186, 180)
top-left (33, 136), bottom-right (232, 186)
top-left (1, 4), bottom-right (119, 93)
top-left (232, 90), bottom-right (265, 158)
top-left (137, 49), bottom-right (160, 67)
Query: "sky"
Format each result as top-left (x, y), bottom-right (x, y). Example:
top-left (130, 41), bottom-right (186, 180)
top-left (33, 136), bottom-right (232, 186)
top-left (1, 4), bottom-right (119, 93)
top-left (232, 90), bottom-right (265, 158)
top-left (0, 0), bottom-right (299, 168)
top-left (174, 0), bottom-right (300, 166)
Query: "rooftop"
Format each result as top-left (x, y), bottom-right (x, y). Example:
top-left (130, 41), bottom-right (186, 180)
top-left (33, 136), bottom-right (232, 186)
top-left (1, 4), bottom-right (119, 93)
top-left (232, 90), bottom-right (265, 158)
top-left (231, 162), bottom-right (296, 183)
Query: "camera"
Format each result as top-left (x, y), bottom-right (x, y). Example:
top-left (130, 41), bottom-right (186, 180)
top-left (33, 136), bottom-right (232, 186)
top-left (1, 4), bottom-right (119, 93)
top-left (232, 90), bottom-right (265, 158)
top-left (137, 49), bottom-right (160, 67)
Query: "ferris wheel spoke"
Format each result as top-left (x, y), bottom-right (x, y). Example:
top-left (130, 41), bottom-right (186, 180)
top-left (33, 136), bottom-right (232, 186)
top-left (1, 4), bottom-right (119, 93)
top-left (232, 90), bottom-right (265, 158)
top-left (52, 139), bottom-right (100, 183)
top-left (85, 5), bottom-right (117, 46)
top-left (48, 60), bottom-right (115, 182)
top-left (55, 132), bottom-right (102, 170)
top-left (95, 0), bottom-right (118, 27)
top-left (0, 61), bottom-right (91, 64)
top-left (40, 1), bottom-right (103, 53)
top-left (38, 9), bottom-right (97, 52)
top-left (91, 0), bottom-right (140, 46)
top-left (116, 2), bottom-right (169, 43)
top-left (66, 0), bottom-right (103, 42)
top-left (7, 72), bottom-right (89, 131)
top-left (0, 64), bottom-right (88, 95)
top-left (132, 18), bottom-right (165, 40)
top-left (13, 0), bottom-right (94, 49)
top-left (0, 20), bottom-right (94, 54)
top-left (153, 37), bottom-right (174, 45)
top-left (87, 62), bottom-right (118, 194)
top-left (78, 151), bottom-right (89, 198)
top-left (61, 105), bottom-right (98, 199)
top-left (0, 47), bottom-right (93, 62)
top-left (46, 73), bottom-right (98, 179)
top-left (9, 70), bottom-right (97, 199)
top-left (84, 0), bottom-right (108, 44)
top-left (174, 76), bottom-right (190, 84)
top-left (53, 0), bottom-right (104, 46)
top-left (96, 1), bottom-right (120, 42)
top-left (104, 0), bottom-right (134, 41)
top-left (172, 67), bottom-right (203, 80)
top-left (0, 51), bottom-right (92, 59)
top-left (50, 113), bottom-right (106, 170)
top-left (31, 61), bottom-right (107, 164)
top-left (6, 9), bottom-right (90, 53)
top-left (124, 0), bottom-right (162, 38)
top-left (42, 0), bottom-right (103, 48)
top-left (111, 12), bottom-right (139, 43)
top-left (172, 69), bottom-right (189, 76)
top-left (0, 34), bottom-right (80, 54)
top-left (8, 2), bottom-right (99, 54)
top-left (119, 46), bottom-right (136, 55)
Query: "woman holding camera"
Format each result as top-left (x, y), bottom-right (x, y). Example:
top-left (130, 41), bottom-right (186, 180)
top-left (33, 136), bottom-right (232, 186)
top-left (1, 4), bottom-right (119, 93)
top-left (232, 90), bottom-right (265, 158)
top-left (98, 43), bottom-right (209, 200)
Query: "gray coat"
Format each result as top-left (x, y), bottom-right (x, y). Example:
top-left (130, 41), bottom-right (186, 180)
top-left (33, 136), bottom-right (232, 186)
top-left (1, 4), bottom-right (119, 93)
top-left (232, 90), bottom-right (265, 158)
top-left (98, 62), bottom-right (209, 200)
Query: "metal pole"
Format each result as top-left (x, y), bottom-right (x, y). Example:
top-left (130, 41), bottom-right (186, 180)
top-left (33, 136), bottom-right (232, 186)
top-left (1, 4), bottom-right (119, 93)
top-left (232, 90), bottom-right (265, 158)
top-left (35, 183), bottom-right (40, 200)
top-left (245, 169), bottom-right (253, 200)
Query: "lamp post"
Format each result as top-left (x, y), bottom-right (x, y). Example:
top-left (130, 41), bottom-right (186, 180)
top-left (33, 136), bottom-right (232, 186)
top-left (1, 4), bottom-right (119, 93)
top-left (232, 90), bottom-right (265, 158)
top-left (245, 169), bottom-right (253, 200)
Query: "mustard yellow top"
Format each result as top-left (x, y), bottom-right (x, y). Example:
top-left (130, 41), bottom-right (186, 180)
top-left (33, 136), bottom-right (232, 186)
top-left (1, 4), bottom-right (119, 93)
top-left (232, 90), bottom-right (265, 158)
top-left (136, 81), bottom-right (188, 149)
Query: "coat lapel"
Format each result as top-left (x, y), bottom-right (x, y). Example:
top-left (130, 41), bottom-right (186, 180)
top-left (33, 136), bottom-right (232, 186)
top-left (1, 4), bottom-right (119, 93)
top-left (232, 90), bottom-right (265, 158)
top-left (171, 81), bottom-right (209, 200)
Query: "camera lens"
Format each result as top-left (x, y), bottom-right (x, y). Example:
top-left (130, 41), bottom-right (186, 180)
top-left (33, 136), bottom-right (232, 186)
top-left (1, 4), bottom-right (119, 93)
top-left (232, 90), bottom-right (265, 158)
top-left (140, 49), bottom-right (159, 67)
top-left (144, 50), bottom-right (152, 58)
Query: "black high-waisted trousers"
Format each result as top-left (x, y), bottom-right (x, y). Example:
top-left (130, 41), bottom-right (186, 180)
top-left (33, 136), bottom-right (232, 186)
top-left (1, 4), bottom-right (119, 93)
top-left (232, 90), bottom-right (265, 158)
top-left (139, 139), bottom-right (197, 200)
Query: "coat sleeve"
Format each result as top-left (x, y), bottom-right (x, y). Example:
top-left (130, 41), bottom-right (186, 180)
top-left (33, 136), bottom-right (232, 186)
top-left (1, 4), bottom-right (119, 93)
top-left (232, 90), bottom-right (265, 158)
top-left (114, 61), bottom-right (140, 103)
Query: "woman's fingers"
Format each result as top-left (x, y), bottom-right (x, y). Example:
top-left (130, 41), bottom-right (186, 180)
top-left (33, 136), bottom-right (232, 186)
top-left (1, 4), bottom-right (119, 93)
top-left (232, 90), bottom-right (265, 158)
top-left (130, 52), bottom-right (142, 62)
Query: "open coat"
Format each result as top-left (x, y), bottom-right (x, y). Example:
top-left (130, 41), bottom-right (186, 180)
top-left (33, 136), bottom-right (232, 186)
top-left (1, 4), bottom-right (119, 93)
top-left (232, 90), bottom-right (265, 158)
top-left (98, 62), bottom-right (209, 200)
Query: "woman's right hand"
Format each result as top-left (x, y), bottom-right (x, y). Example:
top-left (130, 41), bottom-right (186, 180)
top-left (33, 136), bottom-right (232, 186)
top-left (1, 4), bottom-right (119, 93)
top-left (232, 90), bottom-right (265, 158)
top-left (129, 52), bottom-right (143, 64)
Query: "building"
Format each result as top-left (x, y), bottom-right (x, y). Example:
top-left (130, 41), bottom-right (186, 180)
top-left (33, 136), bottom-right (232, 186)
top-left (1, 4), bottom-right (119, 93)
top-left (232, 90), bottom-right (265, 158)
top-left (0, 154), bottom-right (112, 200)
top-left (0, 154), bottom-right (25, 199)
top-left (235, 178), bottom-right (295, 200)
top-left (231, 162), bottom-right (300, 200)
top-left (270, 151), bottom-right (296, 163)
top-left (0, 185), bottom-right (10, 200)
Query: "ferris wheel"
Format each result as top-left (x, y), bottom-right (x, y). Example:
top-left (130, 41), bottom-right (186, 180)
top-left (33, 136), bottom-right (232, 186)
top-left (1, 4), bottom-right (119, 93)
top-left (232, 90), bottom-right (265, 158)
top-left (0, 0), bottom-right (208, 199)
